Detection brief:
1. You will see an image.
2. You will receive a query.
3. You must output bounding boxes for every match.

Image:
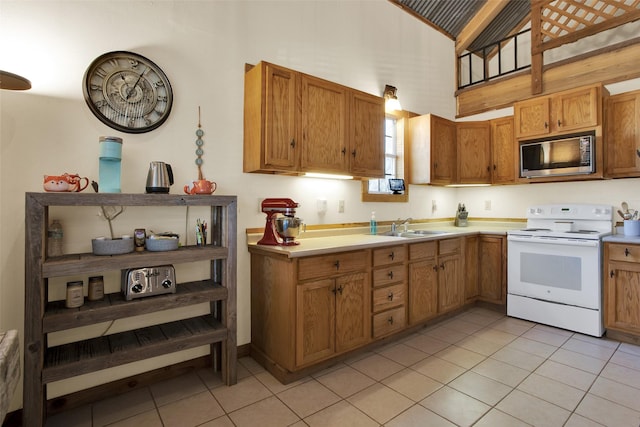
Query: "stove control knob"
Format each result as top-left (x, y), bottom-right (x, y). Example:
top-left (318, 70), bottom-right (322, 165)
top-left (162, 279), bottom-right (172, 289)
top-left (132, 283), bottom-right (143, 293)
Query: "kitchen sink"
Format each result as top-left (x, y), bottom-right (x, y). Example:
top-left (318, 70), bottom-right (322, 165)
top-left (381, 230), bottom-right (450, 238)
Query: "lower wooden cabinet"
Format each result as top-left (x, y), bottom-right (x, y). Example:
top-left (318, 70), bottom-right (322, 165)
top-left (250, 232), bottom-right (506, 383)
top-left (478, 235), bottom-right (506, 304)
top-left (297, 272), bottom-right (370, 366)
top-left (604, 243), bottom-right (640, 339)
top-left (408, 238), bottom-right (463, 323)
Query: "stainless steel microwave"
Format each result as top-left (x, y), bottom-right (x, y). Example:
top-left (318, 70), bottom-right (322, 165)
top-left (519, 132), bottom-right (595, 178)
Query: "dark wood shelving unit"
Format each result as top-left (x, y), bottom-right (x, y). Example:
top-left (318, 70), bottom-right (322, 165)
top-left (24, 193), bottom-right (237, 427)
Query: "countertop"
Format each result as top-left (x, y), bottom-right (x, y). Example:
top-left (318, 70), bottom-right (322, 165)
top-left (603, 234), bottom-right (640, 244)
top-left (247, 220), bottom-right (525, 258)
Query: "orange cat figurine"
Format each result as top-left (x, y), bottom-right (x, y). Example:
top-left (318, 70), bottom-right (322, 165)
top-left (43, 173), bottom-right (89, 192)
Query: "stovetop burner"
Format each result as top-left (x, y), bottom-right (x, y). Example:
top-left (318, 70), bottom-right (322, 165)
top-left (508, 203), bottom-right (613, 240)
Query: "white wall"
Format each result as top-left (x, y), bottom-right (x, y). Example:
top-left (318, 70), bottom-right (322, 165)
top-left (1, 0), bottom-right (639, 411)
top-left (0, 0), bottom-right (458, 409)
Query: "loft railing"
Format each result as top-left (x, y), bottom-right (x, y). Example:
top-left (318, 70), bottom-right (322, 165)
top-left (458, 28), bottom-right (531, 90)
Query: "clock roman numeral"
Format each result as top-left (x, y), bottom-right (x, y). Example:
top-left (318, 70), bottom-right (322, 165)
top-left (95, 67), bottom-right (108, 78)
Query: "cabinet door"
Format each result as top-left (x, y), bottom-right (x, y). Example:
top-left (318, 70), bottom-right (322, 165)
top-left (605, 91), bottom-right (640, 177)
top-left (408, 260), bottom-right (438, 324)
top-left (335, 272), bottom-right (371, 352)
top-left (478, 236), bottom-right (505, 304)
top-left (301, 75), bottom-right (348, 173)
top-left (437, 254), bottom-right (462, 314)
top-left (263, 64), bottom-right (298, 169)
top-left (551, 86), bottom-right (598, 133)
top-left (605, 260), bottom-right (640, 335)
top-left (350, 91), bottom-right (385, 178)
top-left (431, 115), bottom-right (457, 185)
top-left (296, 279), bottom-right (336, 366)
top-left (514, 97), bottom-right (550, 139)
top-left (464, 236), bottom-right (479, 303)
top-left (457, 121), bottom-right (491, 184)
top-left (491, 117), bottom-right (516, 184)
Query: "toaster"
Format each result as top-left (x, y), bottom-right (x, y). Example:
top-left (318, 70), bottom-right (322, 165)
top-left (122, 265), bottom-right (176, 301)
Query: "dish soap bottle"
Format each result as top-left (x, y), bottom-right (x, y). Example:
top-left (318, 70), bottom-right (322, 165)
top-left (370, 211), bottom-right (377, 235)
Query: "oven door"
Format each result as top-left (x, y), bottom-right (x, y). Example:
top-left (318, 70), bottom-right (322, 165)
top-left (507, 235), bottom-right (601, 309)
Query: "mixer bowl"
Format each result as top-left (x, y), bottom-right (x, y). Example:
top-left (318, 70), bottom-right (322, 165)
top-left (275, 216), bottom-right (304, 240)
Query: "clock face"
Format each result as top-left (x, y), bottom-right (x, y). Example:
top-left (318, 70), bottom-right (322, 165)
top-left (83, 51), bottom-right (173, 133)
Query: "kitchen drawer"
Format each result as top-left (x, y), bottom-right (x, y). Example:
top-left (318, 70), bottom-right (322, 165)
top-left (372, 283), bottom-right (406, 313)
top-left (372, 306), bottom-right (406, 338)
top-left (298, 250), bottom-right (368, 281)
top-left (409, 241), bottom-right (436, 260)
top-left (439, 238), bottom-right (461, 256)
top-left (373, 246), bottom-right (406, 266)
top-left (372, 265), bottom-right (406, 288)
top-left (607, 243), bottom-right (640, 263)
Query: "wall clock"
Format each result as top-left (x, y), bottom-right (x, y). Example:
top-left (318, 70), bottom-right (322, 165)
top-left (82, 51), bottom-right (173, 133)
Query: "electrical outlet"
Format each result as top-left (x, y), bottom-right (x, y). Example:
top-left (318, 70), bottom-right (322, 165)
top-left (485, 200), bottom-right (492, 210)
top-left (317, 198), bottom-right (328, 214)
top-left (338, 200), bottom-right (345, 213)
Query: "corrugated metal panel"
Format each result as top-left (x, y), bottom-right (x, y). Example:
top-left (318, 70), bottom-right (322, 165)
top-left (396, 0), bottom-right (530, 52)
top-left (398, 0), bottom-right (487, 39)
top-left (469, 0), bottom-right (531, 52)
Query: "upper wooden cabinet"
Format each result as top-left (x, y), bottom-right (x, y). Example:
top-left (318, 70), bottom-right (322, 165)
top-left (409, 114), bottom-right (515, 185)
top-left (244, 61), bottom-right (384, 178)
top-left (514, 84), bottom-right (603, 139)
top-left (605, 89), bottom-right (640, 178)
top-left (457, 121), bottom-right (491, 184)
top-left (490, 117), bottom-right (516, 185)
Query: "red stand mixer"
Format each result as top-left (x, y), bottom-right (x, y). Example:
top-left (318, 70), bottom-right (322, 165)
top-left (258, 198), bottom-right (302, 246)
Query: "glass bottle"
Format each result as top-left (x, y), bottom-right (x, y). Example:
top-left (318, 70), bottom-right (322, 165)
top-left (48, 220), bottom-right (63, 257)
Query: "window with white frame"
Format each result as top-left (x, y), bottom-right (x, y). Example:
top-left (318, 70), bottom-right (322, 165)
top-left (368, 117), bottom-right (398, 193)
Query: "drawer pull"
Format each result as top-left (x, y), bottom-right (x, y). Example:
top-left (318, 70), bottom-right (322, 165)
top-left (625, 248), bottom-right (630, 257)
top-left (334, 260), bottom-right (340, 269)
top-left (388, 271), bottom-right (394, 279)
top-left (610, 270), bottom-right (615, 278)
top-left (389, 251), bottom-right (395, 261)
top-left (544, 121), bottom-right (548, 129)
top-left (387, 292), bottom-right (394, 301)
top-left (440, 263), bottom-right (445, 270)
top-left (290, 138), bottom-right (295, 148)
top-left (388, 316), bottom-right (394, 325)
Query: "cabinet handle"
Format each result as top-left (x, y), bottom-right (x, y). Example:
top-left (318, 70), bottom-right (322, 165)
top-left (487, 166), bottom-right (491, 172)
top-left (636, 149), bottom-right (640, 159)
top-left (440, 263), bottom-right (445, 270)
top-left (352, 149), bottom-right (357, 158)
top-left (388, 316), bottom-right (394, 325)
top-left (290, 138), bottom-right (295, 148)
top-left (387, 292), bottom-right (394, 301)
top-left (337, 285), bottom-right (344, 295)
top-left (544, 121), bottom-right (548, 129)
top-left (434, 162), bottom-right (438, 170)
top-left (493, 165), bottom-right (496, 171)
top-left (389, 251), bottom-right (395, 261)
top-left (625, 248), bottom-right (630, 257)
top-left (610, 270), bottom-right (615, 278)
top-left (557, 119), bottom-right (561, 127)
top-left (341, 148), bottom-right (346, 155)
top-left (388, 270), bottom-right (394, 279)
top-left (433, 265), bottom-right (439, 272)
top-left (334, 260), bottom-right (340, 269)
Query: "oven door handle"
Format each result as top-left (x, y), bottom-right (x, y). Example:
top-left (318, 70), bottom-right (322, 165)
top-left (507, 235), bottom-right (599, 247)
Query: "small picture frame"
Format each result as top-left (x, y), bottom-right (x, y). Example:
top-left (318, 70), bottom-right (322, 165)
top-left (388, 178), bottom-right (405, 195)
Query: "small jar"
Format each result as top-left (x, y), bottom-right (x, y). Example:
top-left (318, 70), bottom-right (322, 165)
top-left (66, 281), bottom-right (84, 308)
top-left (88, 276), bottom-right (104, 301)
top-left (134, 229), bottom-right (146, 252)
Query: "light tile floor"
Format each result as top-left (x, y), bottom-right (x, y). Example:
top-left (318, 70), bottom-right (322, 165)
top-left (45, 308), bottom-right (640, 427)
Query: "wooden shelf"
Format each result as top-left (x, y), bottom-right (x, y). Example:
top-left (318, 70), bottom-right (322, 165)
top-left (43, 280), bottom-right (227, 333)
top-left (43, 246), bottom-right (229, 278)
top-left (23, 192), bottom-right (237, 426)
top-left (43, 316), bottom-right (227, 383)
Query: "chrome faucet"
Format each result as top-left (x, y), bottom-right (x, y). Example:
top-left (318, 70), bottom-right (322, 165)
top-left (397, 217), bottom-right (412, 232)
